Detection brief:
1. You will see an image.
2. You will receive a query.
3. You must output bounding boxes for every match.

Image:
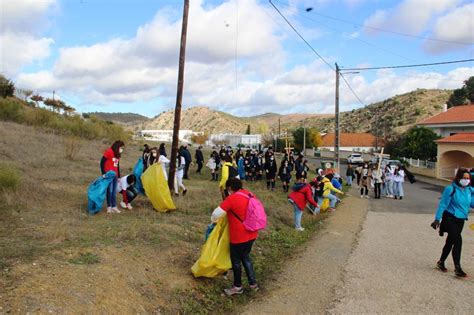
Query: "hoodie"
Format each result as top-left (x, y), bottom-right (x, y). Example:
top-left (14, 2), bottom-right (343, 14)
top-left (322, 177), bottom-right (343, 197)
top-left (288, 183), bottom-right (317, 211)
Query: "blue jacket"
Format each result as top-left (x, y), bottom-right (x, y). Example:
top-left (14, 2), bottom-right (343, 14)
top-left (435, 183), bottom-right (473, 221)
top-left (331, 178), bottom-right (342, 190)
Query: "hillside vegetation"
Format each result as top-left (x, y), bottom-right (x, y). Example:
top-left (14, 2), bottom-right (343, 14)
top-left (84, 112), bottom-right (149, 125)
top-left (139, 106), bottom-right (332, 134)
top-left (304, 89), bottom-right (452, 139)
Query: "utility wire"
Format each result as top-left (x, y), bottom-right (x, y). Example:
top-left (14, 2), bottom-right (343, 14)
top-left (340, 73), bottom-right (365, 107)
top-left (268, 0), bottom-right (334, 71)
top-left (342, 58), bottom-right (474, 71)
top-left (273, 0), bottom-right (474, 46)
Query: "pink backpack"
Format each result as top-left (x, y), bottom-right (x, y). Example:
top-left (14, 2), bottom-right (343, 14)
top-left (230, 192), bottom-right (267, 232)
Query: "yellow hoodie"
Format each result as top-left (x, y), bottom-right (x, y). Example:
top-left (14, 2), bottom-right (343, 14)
top-left (219, 162), bottom-right (234, 188)
top-left (322, 177), bottom-right (343, 196)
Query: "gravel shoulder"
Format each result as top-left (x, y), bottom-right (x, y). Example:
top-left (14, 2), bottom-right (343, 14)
top-left (243, 192), bottom-right (368, 314)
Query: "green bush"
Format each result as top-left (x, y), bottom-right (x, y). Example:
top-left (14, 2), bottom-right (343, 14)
top-left (0, 97), bottom-right (24, 122)
top-left (0, 163), bottom-right (20, 191)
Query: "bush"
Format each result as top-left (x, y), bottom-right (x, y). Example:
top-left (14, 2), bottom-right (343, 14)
top-left (0, 97), bottom-right (24, 122)
top-left (0, 163), bottom-right (20, 191)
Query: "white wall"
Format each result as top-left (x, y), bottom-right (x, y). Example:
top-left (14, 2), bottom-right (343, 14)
top-left (319, 146), bottom-right (377, 153)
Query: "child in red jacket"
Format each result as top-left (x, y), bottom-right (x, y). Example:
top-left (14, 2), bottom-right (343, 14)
top-left (288, 177), bottom-right (318, 231)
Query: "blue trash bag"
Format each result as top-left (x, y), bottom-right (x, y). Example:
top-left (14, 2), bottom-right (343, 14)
top-left (205, 223), bottom-right (216, 241)
top-left (133, 158), bottom-right (145, 194)
top-left (87, 171), bottom-right (116, 214)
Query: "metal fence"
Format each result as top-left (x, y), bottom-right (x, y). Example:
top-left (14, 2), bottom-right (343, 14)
top-left (401, 157), bottom-right (437, 169)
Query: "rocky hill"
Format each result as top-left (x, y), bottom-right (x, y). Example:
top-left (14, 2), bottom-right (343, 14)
top-left (301, 89), bottom-right (452, 139)
top-left (138, 106), bottom-right (331, 134)
top-left (85, 112), bottom-right (149, 125)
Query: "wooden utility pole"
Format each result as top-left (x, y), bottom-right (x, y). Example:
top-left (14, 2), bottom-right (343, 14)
top-left (277, 117), bottom-right (281, 151)
top-left (303, 120), bottom-right (306, 155)
top-left (168, 0), bottom-right (189, 190)
top-left (335, 63), bottom-right (340, 173)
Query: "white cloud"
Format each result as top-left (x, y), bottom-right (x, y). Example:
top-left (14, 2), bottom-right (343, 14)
top-left (424, 3), bottom-right (474, 53)
top-left (363, 0), bottom-right (461, 35)
top-left (0, 0), bottom-right (56, 76)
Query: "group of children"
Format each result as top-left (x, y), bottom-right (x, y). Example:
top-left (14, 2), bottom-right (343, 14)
top-left (346, 163), bottom-right (412, 200)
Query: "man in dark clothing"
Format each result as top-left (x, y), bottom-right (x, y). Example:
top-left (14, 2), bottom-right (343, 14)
top-left (195, 146), bottom-right (204, 174)
top-left (180, 145), bottom-right (192, 179)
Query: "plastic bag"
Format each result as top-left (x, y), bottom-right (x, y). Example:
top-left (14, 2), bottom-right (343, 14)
top-left (141, 163), bottom-right (176, 212)
top-left (87, 171), bottom-right (116, 214)
top-left (320, 198), bottom-right (330, 211)
top-left (191, 217), bottom-right (231, 278)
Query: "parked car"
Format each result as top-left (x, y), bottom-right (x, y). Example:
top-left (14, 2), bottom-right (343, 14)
top-left (347, 153), bottom-right (364, 164)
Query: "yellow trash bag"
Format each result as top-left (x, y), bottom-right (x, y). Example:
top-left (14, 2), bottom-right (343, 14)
top-left (191, 217), bottom-right (231, 278)
top-left (320, 198), bottom-right (330, 211)
top-left (141, 163), bottom-right (176, 212)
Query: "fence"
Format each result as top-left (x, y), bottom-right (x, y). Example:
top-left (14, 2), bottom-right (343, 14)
top-left (401, 157), bottom-right (437, 169)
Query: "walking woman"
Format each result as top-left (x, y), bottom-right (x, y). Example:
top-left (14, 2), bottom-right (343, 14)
top-left (100, 140), bottom-right (125, 214)
top-left (346, 164), bottom-right (354, 186)
top-left (431, 169), bottom-right (473, 278)
top-left (393, 165), bottom-right (405, 200)
top-left (206, 151), bottom-right (218, 181)
top-left (278, 159), bottom-right (292, 192)
top-left (264, 155), bottom-right (277, 191)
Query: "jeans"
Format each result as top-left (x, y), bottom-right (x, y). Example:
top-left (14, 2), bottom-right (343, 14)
top-left (325, 193), bottom-right (338, 208)
top-left (106, 175), bottom-right (118, 207)
top-left (394, 181), bottom-right (404, 197)
top-left (291, 202), bottom-right (303, 228)
top-left (386, 180), bottom-right (394, 196)
top-left (346, 176), bottom-right (352, 186)
top-left (374, 183), bottom-right (381, 198)
top-left (126, 185), bottom-right (138, 203)
top-left (230, 240), bottom-right (256, 287)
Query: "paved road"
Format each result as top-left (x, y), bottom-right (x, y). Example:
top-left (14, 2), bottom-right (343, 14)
top-left (329, 181), bottom-right (474, 314)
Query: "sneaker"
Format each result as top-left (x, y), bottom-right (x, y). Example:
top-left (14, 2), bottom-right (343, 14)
top-left (455, 267), bottom-right (467, 278)
top-left (106, 207), bottom-right (113, 213)
top-left (127, 204), bottom-right (133, 210)
top-left (249, 284), bottom-right (260, 292)
top-left (327, 208), bottom-right (336, 212)
top-left (360, 195), bottom-right (364, 198)
top-left (224, 286), bottom-right (243, 296)
top-left (295, 227), bottom-right (305, 231)
top-left (365, 195), bottom-right (370, 199)
top-left (120, 201), bottom-right (127, 209)
top-left (400, 196), bottom-right (403, 200)
top-left (174, 193), bottom-right (179, 196)
top-left (111, 207), bottom-right (121, 213)
top-left (394, 196), bottom-right (398, 200)
top-left (436, 261), bottom-right (447, 272)
top-left (182, 189), bottom-right (187, 196)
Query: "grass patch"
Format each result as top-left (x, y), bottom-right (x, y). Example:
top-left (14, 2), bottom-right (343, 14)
top-left (68, 252), bottom-right (100, 265)
top-left (0, 162), bottom-right (20, 191)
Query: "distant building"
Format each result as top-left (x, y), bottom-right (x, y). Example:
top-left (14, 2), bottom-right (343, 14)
top-left (436, 132), bottom-right (474, 179)
top-left (136, 129), bottom-right (194, 143)
top-left (319, 133), bottom-right (383, 153)
top-left (207, 134), bottom-right (262, 148)
top-left (418, 104), bottom-right (474, 137)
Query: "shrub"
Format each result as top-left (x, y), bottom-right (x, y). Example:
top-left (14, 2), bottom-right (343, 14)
top-left (0, 97), bottom-right (24, 122)
top-left (64, 136), bottom-right (82, 160)
top-left (0, 163), bottom-right (20, 191)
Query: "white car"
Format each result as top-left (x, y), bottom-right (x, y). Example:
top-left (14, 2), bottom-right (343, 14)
top-left (347, 153), bottom-right (364, 164)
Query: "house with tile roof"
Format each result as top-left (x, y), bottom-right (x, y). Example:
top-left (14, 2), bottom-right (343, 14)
top-left (418, 104), bottom-right (474, 137)
top-left (418, 104), bottom-right (474, 179)
top-left (319, 133), bottom-right (384, 153)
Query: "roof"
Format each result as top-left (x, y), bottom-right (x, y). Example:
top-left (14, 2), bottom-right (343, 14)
top-left (436, 132), bottom-right (474, 144)
top-left (320, 133), bottom-right (383, 147)
top-left (419, 104), bottom-right (474, 125)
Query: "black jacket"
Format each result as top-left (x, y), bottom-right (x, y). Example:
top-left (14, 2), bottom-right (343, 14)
top-left (195, 149), bottom-right (204, 163)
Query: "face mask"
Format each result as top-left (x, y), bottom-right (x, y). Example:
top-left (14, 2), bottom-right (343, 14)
top-left (460, 179), bottom-right (470, 187)
top-left (119, 148), bottom-right (124, 154)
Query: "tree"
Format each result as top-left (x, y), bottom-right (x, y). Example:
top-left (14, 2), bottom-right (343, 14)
top-left (292, 127), bottom-right (313, 151)
top-left (397, 126), bottom-right (440, 160)
top-left (245, 124), bottom-right (251, 135)
top-left (310, 129), bottom-right (323, 148)
top-left (257, 123), bottom-right (268, 134)
top-left (17, 89), bottom-right (33, 101)
top-left (0, 75), bottom-right (15, 98)
top-left (30, 94), bottom-right (43, 107)
top-left (447, 88), bottom-right (467, 108)
top-left (463, 76), bottom-right (474, 103)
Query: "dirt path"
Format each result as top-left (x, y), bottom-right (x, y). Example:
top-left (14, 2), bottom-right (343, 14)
top-left (243, 192), bottom-right (368, 314)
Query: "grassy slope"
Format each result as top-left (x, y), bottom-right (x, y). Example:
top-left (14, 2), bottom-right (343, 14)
top-left (85, 112), bottom-right (150, 124)
top-left (0, 121), bottom-right (328, 313)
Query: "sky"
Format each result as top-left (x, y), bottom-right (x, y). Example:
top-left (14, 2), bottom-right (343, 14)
top-left (1, 0), bottom-right (473, 117)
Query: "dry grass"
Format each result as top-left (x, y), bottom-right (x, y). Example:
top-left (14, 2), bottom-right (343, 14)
top-left (0, 121), bottom-right (328, 313)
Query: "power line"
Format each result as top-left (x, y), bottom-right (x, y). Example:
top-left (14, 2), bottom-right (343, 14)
top-left (268, 0), bottom-right (334, 71)
top-left (342, 58), bottom-right (474, 71)
top-left (273, 0), bottom-right (474, 46)
top-left (339, 73), bottom-right (365, 107)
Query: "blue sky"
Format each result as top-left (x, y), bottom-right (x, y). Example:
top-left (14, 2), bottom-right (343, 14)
top-left (1, 0), bottom-right (473, 117)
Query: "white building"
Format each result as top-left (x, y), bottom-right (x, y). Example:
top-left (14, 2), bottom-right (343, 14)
top-left (207, 134), bottom-right (262, 148)
top-left (136, 129), bottom-right (194, 143)
top-left (320, 132), bottom-right (383, 153)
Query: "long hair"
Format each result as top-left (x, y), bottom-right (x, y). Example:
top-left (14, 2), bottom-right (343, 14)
top-left (159, 143), bottom-right (166, 156)
top-left (111, 140), bottom-right (124, 158)
top-left (453, 168), bottom-right (470, 185)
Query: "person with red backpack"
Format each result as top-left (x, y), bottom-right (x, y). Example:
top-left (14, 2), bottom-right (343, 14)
top-left (211, 178), bottom-right (265, 296)
top-left (288, 177), bottom-right (318, 231)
